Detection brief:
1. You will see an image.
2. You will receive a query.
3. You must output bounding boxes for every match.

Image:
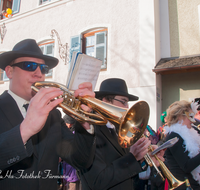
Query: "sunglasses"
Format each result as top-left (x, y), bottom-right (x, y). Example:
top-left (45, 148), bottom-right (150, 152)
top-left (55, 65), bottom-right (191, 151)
top-left (11, 61), bottom-right (49, 74)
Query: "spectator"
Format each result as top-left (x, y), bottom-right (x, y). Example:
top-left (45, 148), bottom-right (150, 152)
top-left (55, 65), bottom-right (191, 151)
top-left (62, 115), bottom-right (81, 190)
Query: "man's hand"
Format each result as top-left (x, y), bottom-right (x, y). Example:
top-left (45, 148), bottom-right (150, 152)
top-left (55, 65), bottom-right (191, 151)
top-left (129, 137), bottom-right (151, 161)
top-left (74, 82), bottom-right (95, 130)
top-left (130, 137), bottom-right (166, 168)
top-left (20, 87), bottom-right (63, 144)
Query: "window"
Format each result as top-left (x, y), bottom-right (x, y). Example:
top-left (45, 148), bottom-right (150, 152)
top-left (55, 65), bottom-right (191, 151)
top-left (70, 28), bottom-right (107, 69)
top-left (0, 0), bottom-right (21, 19)
top-left (39, 41), bottom-right (55, 77)
top-left (0, 69), bottom-right (3, 81)
top-left (0, 50), bottom-right (8, 82)
top-left (39, 0), bottom-right (52, 5)
top-left (0, 69), bottom-right (9, 82)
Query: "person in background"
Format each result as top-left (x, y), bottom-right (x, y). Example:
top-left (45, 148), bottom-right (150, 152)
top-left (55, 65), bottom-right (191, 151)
top-left (62, 114), bottom-right (81, 190)
top-left (138, 125), bottom-right (159, 190)
top-left (164, 100), bottom-right (200, 189)
top-left (77, 78), bottom-right (165, 190)
top-left (193, 98), bottom-right (200, 128)
top-left (144, 125), bottom-right (159, 145)
top-left (156, 111), bottom-right (167, 145)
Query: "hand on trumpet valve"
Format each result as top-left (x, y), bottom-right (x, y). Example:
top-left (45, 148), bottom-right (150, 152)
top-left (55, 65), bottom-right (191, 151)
top-left (149, 145), bottom-right (166, 167)
top-left (129, 136), bottom-right (151, 161)
top-left (74, 82), bottom-right (95, 130)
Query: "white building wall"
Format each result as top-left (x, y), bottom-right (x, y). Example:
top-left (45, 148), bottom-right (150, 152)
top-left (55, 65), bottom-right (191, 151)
top-left (0, 0), bottom-right (159, 129)
top-left (159, 0), bottom-right (171, 58)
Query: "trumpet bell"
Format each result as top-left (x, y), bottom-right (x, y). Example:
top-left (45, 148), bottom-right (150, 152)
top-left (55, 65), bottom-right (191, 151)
top-left (118, 101), bottom-right (150, 148)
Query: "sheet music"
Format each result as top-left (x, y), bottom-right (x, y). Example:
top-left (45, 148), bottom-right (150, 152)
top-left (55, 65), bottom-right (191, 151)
top-left (67, 53), bottom-right (102, 91)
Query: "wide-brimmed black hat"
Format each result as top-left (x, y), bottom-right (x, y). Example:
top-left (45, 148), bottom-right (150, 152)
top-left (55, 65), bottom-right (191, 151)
top-left (95, 78), bottom-right (139, 101)
top-left (0, 39), bottom-right (58, 70)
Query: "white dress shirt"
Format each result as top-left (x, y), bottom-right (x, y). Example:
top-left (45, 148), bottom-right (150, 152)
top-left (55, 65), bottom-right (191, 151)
top-left (8, 90), bottom-right (29, 118)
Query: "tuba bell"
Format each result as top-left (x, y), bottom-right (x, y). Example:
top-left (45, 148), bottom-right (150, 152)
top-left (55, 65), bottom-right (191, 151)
top-left (31, 81), bottom-right (188, 189)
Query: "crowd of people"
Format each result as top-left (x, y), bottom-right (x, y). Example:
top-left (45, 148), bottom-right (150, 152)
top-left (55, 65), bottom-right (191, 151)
top-left (0, 38), bottom-right (200, 190)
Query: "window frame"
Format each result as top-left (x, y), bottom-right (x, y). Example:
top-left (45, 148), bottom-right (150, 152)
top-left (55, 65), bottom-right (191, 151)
top-left (82, 28), bottom-right (107, 69)
top-left (0, 0), bottom-right (21, 17)
top-left (39, 0), bottom-right (52, 5)
top-left (12, 0), bottom-right (21, 14)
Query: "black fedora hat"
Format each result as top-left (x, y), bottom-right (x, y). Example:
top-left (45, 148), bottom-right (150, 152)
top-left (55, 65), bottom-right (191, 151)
top-left (95, 78), bottom-right (139, 101)
top-left (0, 39), bottom-right (58, 70)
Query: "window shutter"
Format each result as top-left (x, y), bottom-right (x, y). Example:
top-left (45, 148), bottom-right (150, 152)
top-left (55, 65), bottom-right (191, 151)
top-left (69, 35), bottom-right (81, 64)
top-left (40, 46), bottom-right (44, 53)
top-left (46, 43), bottom-right (54, 56)
top-left (95, 31), bottom-right (107, 69)
top-left (3, 71), bottom-right (9, 81)
top-left (12, 0), bottom-right (21, 14)
top-left (45, 43), bottom-right (54, 76)
top-left (0, 69), bottom-right (3, 81)
top-left (39, 43), bottom-right (54, 77)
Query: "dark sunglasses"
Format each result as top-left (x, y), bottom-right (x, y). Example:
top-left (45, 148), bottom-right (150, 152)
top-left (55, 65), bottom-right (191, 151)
top-left (11, 61), bottom-right (49, 74)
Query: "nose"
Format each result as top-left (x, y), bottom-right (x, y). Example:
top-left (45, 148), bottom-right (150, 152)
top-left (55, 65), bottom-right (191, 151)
top-left (33, 66), bottom-right (43, 77)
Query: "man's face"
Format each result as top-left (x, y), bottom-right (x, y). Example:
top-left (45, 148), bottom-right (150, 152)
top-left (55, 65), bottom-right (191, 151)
top-left (5, 57), bottom-right (46, 101)
top-left (103, 95), bottom-right (129, 108)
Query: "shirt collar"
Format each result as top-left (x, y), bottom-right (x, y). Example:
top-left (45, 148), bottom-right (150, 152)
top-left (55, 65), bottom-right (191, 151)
top-left (106, 121), bottom-right (115, 129)
top-left (8, 90), bottom-right (29, 112)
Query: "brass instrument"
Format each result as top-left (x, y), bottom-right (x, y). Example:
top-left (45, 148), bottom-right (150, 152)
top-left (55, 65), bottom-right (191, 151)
top-left (31, 81), bottom-right (187, 190)
top-left (31, 81), bottom-right (149, 147)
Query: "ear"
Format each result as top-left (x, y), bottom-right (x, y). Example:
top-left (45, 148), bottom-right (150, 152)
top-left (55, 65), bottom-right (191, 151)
top-left (5, 65), bottom-right (13, 79)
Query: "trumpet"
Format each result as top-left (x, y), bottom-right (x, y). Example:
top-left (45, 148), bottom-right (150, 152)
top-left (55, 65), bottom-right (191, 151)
top-left (31, 81), bottom-right (187, 189)
top-left (31, 81), bottom-right (149, 148)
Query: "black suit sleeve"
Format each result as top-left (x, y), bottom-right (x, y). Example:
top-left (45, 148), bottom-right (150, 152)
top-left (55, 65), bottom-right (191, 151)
top-left (81, 152), bottom-right (143, 190)
top-left (56, 113), bottom-right (96, 170)
top-left (0, 125), bottom-right (34, 170)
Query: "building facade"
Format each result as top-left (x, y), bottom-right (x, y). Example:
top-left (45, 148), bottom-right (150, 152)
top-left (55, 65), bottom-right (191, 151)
top-left (2, 0), bottom-right (193, 131)
top-left (156, 0), bottom-right (200, 119)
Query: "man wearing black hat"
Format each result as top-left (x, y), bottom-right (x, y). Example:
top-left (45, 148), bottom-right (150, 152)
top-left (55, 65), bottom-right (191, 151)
top-left (78, 78), bottom-right (165, 190)
top-left (0, 39), bottom-right (95, 190)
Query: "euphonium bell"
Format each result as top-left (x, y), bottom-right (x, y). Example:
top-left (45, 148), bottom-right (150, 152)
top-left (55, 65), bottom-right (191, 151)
top-left (31, 81), bottom-right (188, 189)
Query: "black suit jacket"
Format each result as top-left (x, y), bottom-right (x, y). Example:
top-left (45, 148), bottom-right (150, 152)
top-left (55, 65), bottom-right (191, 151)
top-left (79, 124), bottom-right (144, 190)
top-left (0, 91), bottom-right (95, 190)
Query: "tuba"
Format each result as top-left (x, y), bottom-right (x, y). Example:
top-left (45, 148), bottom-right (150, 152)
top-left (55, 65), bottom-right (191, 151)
top-left (31, 81), bottom-right (187, 190)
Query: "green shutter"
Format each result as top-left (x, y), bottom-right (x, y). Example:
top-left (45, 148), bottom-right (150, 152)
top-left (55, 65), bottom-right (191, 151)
top-left (95, 31), bottom-right (107, 69)
top-left (69, 35), bottom-right (81, 64)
